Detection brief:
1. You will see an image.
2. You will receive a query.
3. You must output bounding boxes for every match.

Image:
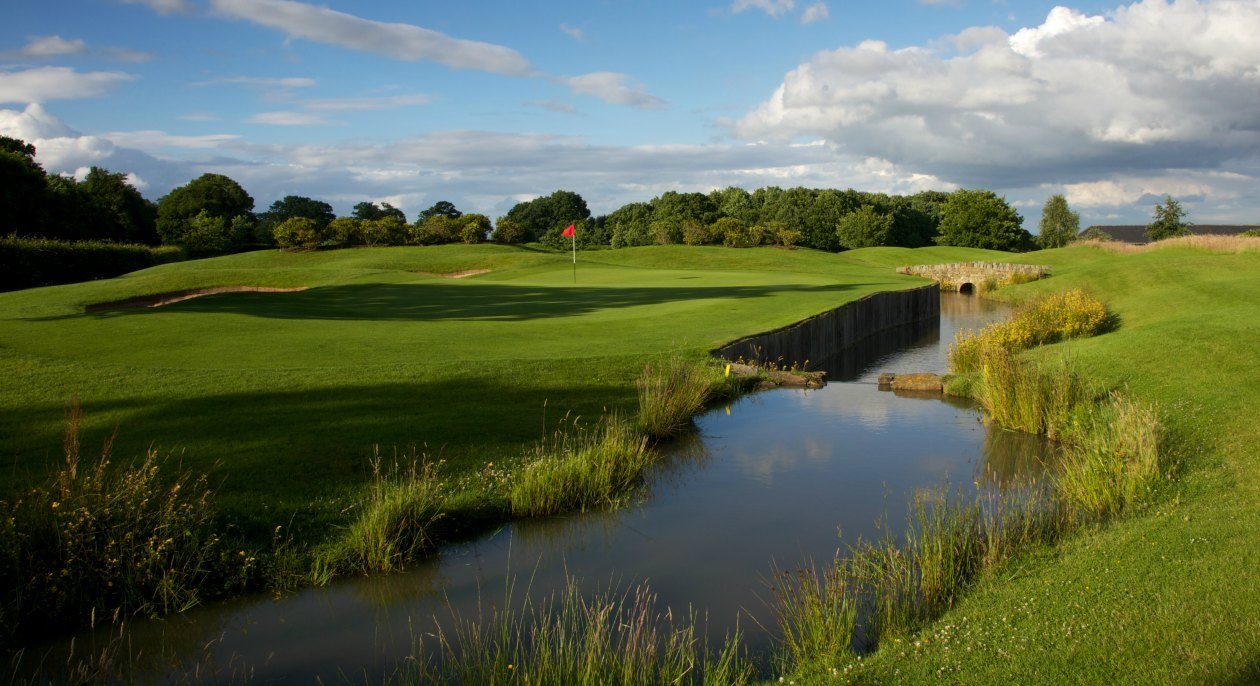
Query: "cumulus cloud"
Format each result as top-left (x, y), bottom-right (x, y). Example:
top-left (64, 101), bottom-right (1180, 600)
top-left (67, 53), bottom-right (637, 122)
top-left (209, 0), bottom-right (533, 76)
top-left (0, 66), bottom-right (134, 104)
top-left (731, 0), bottom-right (796, 18)
top-left (12, 35), bottom-right (87, 57)
top-left (801, 2), bottom-right (829, 24)
top-left (560, 72), bottom-right (666, 110)
top-left (737, 0), bottom-right (1260, 192)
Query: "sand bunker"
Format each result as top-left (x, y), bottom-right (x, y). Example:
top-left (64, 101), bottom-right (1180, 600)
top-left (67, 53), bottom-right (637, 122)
top-left (418, 269), bottom-right (491, 279)
top-left (86, 286), bottom-right (308, 312)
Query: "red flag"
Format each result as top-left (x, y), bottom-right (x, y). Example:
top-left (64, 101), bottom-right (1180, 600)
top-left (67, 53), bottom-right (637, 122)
top-left (562, 224), bottom-right (575, 237)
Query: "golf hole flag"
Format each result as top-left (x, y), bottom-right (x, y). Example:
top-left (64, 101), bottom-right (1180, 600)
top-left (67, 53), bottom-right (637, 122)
top-left (564, 224), bottom-right (577, 282)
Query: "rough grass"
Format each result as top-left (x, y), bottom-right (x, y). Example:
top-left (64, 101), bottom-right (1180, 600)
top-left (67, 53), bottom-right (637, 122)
top-left (635, 357), bottom-right (725, 439)
top-left (815, 244), bottom-right (1260, 684)
top-left (404, 581), bottom-right (753, 685)
top-left (1074, 233), bottom-right (1260, 254)
top-left (0, 404), bottom-right (246, 645)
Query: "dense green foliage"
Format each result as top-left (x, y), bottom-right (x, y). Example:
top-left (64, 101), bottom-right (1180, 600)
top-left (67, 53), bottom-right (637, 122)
top-left (256, 195), bottom-right (335, 245)
top-left (156, 174), bottom-right (255, 252)
top-left (352, 201), bottom-right (407, 223)
top-left (835, 204), bottom-right (894, 248)
top-left (936, 189), bottom-right (1032, 251)
top-left (0, 236), bottom-right (182, 292)
top-left (1, 137), bottom-right (158, 244)
top-left (1145, 194), bottom-right (1192, 241)
top-left (499, 189), bottom-right (591, 242)
top-left (1038, 194), bottom-right (1080, 248)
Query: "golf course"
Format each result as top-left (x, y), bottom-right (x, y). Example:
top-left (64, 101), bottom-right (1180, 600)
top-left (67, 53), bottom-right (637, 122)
top-left (1, 239), bottom-right (1258, 683)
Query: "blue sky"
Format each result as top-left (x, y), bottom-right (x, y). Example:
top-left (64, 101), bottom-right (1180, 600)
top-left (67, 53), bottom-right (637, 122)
top-left (2, 0), bottom-right (1258, 227)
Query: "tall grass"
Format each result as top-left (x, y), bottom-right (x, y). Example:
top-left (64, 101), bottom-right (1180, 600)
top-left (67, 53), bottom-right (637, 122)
top-left (313, 449), bottom-right (446, 578)
top-left (949, 289), bottom-right (1113, 375)
top-left (1075, 234), bottom-right (1260, 254)
top-left (403, 581), bottom-right (753, 685)
top-left (1055, 393), bottom-right (1163, 519)
top-left (0, 403), bottom-right (243, 644)
top-left (508, 416), bottom-right (652, 517)
top-left (975, 349), bottom-right (1093, 439)
top-left (636, 357), bottom-right (723, 439)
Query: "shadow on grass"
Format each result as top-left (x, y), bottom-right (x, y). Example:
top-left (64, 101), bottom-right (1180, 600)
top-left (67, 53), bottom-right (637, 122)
top-left (49, 281), bottom-right (871, 323)
top-left (0, 376), bottom-right (635, 541)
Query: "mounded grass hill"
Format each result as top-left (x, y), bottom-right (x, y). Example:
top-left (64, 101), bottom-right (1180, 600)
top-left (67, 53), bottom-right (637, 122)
top-left (0, 244), bottom-right (1006, 538)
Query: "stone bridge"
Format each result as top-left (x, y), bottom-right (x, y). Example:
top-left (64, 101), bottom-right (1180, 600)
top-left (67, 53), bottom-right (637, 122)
top-left (896, 262), bottom-right (1050, 293)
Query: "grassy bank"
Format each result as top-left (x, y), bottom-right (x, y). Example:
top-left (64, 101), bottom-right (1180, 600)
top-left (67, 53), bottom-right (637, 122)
top-left (799, 239), bottom-right (1260, 684)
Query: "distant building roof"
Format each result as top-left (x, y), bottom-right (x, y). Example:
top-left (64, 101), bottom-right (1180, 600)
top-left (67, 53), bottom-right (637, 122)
top-left (1079, 224), bottom-right (1257, 244)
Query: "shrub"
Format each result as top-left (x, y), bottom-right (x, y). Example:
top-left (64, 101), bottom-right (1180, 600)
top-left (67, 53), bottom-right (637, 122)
top-left (948, 289), bottom-right (1113, 374)
top-left (0, 236), bottom-right (183, 292)
top-left (326, 217), bottom-right (363, 247)
top-left (459, 213), bottom-right (491, 244)
top-left (272, 216), bottom-right (326, 250)
top-left (651, 219), bottom-right (681, 245)
top-left (491, 218), bottom-right (526, 244)
top-left (775, 224), bottom-right (802, 248)
top-left (0, 404), bottom-right (241, 642)
top-left (361, 216), bottom-right (408, 246)
top-left (682, 220), bottom-right (711, 246)
top-left (411, 215), bottom-right (463, 245)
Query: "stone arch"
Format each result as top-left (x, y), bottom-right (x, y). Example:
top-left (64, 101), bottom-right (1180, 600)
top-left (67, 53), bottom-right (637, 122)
top-left (958, 282), bottom-right (975, 294)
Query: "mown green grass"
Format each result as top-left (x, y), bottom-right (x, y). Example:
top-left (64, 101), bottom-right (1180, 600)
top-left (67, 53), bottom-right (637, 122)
top-left (0, 244), bottom-right (973, 541)
top-left (814, 244), bottom-right (1260, 684)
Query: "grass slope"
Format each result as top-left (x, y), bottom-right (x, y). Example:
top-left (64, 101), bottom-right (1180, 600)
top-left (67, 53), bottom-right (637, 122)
top-left (827, 244), bottom-right (1260, 684)
top-left (0, 244), bottom-right (974, 539)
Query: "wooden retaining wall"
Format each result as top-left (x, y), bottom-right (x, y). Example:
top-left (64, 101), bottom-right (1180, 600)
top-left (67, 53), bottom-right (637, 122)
top-left (714, 283), bottom-right (940, 367)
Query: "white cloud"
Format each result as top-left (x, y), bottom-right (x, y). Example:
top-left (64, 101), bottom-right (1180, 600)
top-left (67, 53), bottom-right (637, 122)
top-left (103, 130), bottom-right (242, 150)
top-left (303, 93), bottom-right (430, 111)
top-left (561, 72), bottom-right (666, 110)
top-left (731, 0), bottom-right (796, 18)
top-left (248, 111), bottom-right (330, 126)
top-left (13, 35), bottom-right (86, 57)
top-left (801, 2), bottom-right (829, 24)
top-left (209, 0), bottom-right (533, 76)
top-left (559, 23), bottom-right (586, 42)
top-left (0, 66), bottom-right (134, 104)
top-left (120, 0), bottom-right (194, 15)
top-left (124, 172), bottom-right (149, 190)
top-left (192, 76), bottom-right (318, 89)
top-left (738, 0), bottom-right (1260, 192)
top-left (528, 99), bottom-right (578, 114)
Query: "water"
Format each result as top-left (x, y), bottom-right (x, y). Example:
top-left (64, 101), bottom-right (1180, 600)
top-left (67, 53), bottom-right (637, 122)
top-left (32, 293), bottom-right (1053, 680)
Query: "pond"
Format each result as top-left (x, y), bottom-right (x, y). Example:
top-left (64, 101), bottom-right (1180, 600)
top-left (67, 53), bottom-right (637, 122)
top-left (30, 292), bottom-right (1053, 680)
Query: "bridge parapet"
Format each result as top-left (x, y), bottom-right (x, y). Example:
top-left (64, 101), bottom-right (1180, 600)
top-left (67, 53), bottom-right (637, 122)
top-left (897, 262), bottom-right (1050, 293)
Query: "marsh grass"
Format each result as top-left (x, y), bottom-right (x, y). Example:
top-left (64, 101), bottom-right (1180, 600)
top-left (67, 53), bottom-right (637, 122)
top-left (404, 581), bottom-right (753, 685)
top-left (0, 403), bottom-right (242, 645)
top-left (313, 449), bottom-right (446, 578)
top-left (949, 289), bottom-right (1113, 375)
top-left (1076, 234), bottom-right (1260, 254)
top-left (508, 415), bottom-right (652, 518)
top-left (636, 357), bottom-right (724, 439)
top-left (1055, 393), bottom-right (1164, 520)
top-left (976, 349), bottom-right (1094, 439)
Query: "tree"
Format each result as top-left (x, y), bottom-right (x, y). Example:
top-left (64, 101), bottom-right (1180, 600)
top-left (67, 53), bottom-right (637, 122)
top-left (179, 210), bottom-right (250, 254)
top-left (1038, 194), bottom-right (1080, 248)
top-left (326, 217), bottom-right (363, 246)
top-left (1146, 195), bottom-right (1192, 241)
top-left (0, 137), bottom-right (48, 237)
top-left (156, 174), bottom-right (254, 249)
top-left (418, 200), bottom-right (462, 222)
top-left (651, 191), bottom-right (718, 230)
top-left (501, 190), bottom-right (590, 242)
top-left (935, 189), bottom-right (1032, 251)
top-left (491, 218), bottom-right (525, 244)
top-left (607, 202), bottom-right (654, 248)
top-left (273, 216), bottom-right (326, 250)
top-left (460, 213), bottom-right (492, 243)
top-left (80, 167), bottom-right (158, 244)
top-left (360, 216), bottom-right (408, 246)
top-left (411, 215), bottom-right (462, 245)
top-left (836, 205), bottom-right (895, 249)
top-left (352, 201), bottom-right (406, 223)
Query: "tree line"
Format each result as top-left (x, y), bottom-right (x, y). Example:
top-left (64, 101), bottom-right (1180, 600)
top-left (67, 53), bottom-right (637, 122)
top-left (4, 133), bottom-right (1198, 256)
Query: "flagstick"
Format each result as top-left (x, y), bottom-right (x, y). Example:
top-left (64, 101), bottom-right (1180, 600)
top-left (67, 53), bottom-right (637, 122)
top-left (571, 230), bottom-right (577, 283)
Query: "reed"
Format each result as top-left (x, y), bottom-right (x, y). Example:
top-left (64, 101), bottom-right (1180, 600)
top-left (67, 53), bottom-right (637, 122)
top-left (403, 581), bottom-right (753, 685)
top-left (636, 357), bottom-right (722, 439)
top-left (508, 415), bottom-right (652, 517)
top-left (313, 449), bottom-right (446, 577)
top-left (1054, 393), bottom-right (1164, 520)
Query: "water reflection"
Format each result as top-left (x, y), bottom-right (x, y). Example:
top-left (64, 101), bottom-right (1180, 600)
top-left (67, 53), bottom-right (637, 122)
top-left (26, 294), bottom-right (1053, 682)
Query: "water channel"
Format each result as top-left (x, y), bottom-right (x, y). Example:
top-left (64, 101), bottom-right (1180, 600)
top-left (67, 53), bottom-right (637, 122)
top-left (32, 292), bottom-right (1055, 681)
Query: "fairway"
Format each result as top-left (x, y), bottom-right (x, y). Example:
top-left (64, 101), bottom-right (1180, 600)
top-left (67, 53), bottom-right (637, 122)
top-left (0, 244), bottom-right (1006, 535)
